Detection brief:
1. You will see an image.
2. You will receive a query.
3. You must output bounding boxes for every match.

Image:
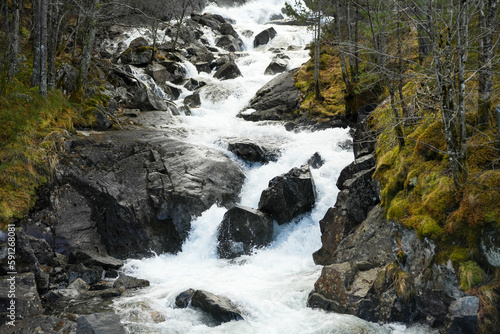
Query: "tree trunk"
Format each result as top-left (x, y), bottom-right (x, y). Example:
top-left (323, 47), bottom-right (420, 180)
top-left (7, 0), bottom-right (20, 81)
top-left (47, 0), bottom-right (60, 90)
top-left (75, 0), bottom-right (99, 101)
top-left (39, 0), bottom-right (48, 97)
top-left (314, 1), bottom-right (321, 100)
top-left (31, 0), bottom-right (41, 87)
top-left (477, 0), bottom-right (498, 129)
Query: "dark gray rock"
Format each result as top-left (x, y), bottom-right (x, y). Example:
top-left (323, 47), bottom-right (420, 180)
top-left (195, 62), bottom-right (211, 74)
top-left (69, 249), bottom-right (124, 270)
top-left (113, 274), bottom-right (150, 290)
top-left (14, 231), bottom-right (50, 292)
top-left (448, 297), bottom-right (479, 334)
top-left (214, 61), bottom-right (242, 80)
top-left (145, 63), bottom-right (169, 84)
top-left (216, 35), bottom-right (243, 52)
top-left (184, 92), bottom-right (201, 108)
top-left (47, 130), bottom-right (244, 259)
top-left (307, 152), bottom-right (324, 169)
top-left (128, 37), bottom-right (149, 49)
top-left (254, 27), bottom-right (277, 47)
top-left (0, 273), bottom-right (43, 326)
top-left (69, 263), bottom-right (103, 285)
top-left (227, 140), bottom-right (279, 164)
top-left (191, 290), bottom-right (244, 325)
top-left (76, 313), bottom-right (126, 334)
top-left (184, 78), bottom-right (206, 91)
top-left (241, 69), bottom-right (302, 121)
top-left (264, 58), bottom-right (288, 75)
top-left (258, 165), bottom-right (316, 225)
top-left (0, 315), bottom-right (76, 334)
top-left (336, 153), bottom-right (376, 190)
top-left (220, 22), bottom-right (239, 38)
top-left (120, 47), bottom-right (153, 66)
top-left (217, 205), bottom-right (273, 259)
top-left (158, 61), bottom-right (187, 84)
top-left (175, 288), bottom-right (196, 308)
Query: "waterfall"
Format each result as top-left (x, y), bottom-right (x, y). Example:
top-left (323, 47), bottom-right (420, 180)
top-left (112, 1), bottom-right (435, 333)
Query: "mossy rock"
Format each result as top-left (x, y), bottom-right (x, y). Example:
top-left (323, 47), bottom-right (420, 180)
top-left (407, 215), bottom-right (445, 241)
top-left (459, 261), bottom-right (487, 291)
top-left (414, 120), bottom-right (447, 160)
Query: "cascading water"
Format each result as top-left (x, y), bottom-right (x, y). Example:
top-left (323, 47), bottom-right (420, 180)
top-left (112, 1), bottom-right (435, 333)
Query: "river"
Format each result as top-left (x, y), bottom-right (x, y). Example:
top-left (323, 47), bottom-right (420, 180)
top-left (112, 1), bottom-right (434, 333)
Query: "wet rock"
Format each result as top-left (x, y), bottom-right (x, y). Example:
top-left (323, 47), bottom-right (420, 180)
top-left (113, 274), bottom-right (150, 290)
top-left (175, 288), bottom-right (196, 308)
top-left (214, 61), bottom-right (242, 80)
top-left (120, 47), bottom-right (153, 66)
top-left (264, 57), bottom-right (288, 75)
top-left (15, 230), bottom-right (50, 292)
top-left (307, 152), bottom-right (324, 169)
top-left (130, 85), bottom-right (171, 111)
top-left (68, 263), bottom-right (103, 285)
top-left (336, 153), bottom-right (376, 190)
top-left (28, 235), bottom-right (55, 265)
top-left (128, 37), bottom-right (149, 49)
top-left (158, 61), bottom-right (187, 84)
top-left (254, 27), bottom-right (277, 47)
top-left (195, 61), bottom-right (211, 74)
top-left (241, 69), bottom-right (302, 121)
top-left (184, 78), bottom-right (206, 91)
top-left (191, 13), bottom-right (225, 31)
top-left (161, 83), bottom-right (181, 100)
top-left (184, 92), bottom-right (201, 108)
top-left (216, 35), bottom-right (243, 52)
top-left (191, 290), bottom-right (244, 325)
top-left (76, 313), bottom-right (126, 334)
top-left (145, 63), bottom-right (168, 84)
top-left (220, 22), bottom-right (239, 38)
top-left (69, 249), bottom-right (123, 270)
top-left (448, 296), bottom-right (479, 334)
top-left (227, 140), bottom-right (279, 163)
top-left (211, 54), bottom-right (236, 70)
top-left (217, 205), bottom-right (273, 259)
top-left (0, 315), bottom-right (76, 334)
top-left (0, 273), bottom-right (43, 326)
top-left (481, 228), bottom-right (500, 267)
top-left (95, 105), bottom-right (114, 130)
top-left (258, 165), bottom-right (316, 224)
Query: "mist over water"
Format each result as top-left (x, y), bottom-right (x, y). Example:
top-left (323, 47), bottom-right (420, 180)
top-left (113, 1), bottom-right (436, 333)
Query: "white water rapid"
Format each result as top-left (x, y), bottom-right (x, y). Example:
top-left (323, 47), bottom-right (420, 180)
top-left (112, 1), bottom-right (435, 333)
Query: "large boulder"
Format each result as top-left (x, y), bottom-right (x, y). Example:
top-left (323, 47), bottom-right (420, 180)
top-left (254, 27), bottom-right (277, 47)
top-left (191, 290), bottom-right (244, 325)
top-left (258, 165), bottom-right (316, 224)
top-left (214, 61), bottom-right (242, 80)
top-left (113, 274), bottom-right (150, 290)
top-left (22, 130), bottom-right (245, 259)
top-left (240, 69), bottom-right (302, 121)
top-left (158, 61), bottom-right (187, 84)
top-left (217, 205), bottom-right (273, 259)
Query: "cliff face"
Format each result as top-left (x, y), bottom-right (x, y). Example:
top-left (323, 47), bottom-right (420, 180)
top-left (308, 112), bottom-right (480, 333)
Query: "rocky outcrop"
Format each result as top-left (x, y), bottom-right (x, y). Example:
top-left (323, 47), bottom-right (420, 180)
top-left (258, 165), bottom-right (316, 224)
top-left (240, 69), bottom-right (302, 121)
top-left (217, 205), bottom-right (273, 259)
top-left (22, 130), bottom-right (245, 259)
top-left (308, 111), bottom-right (477, 332)
top-left (0, 273), bottom-right (43, 326)
top-left (264, 57), bottom-right (288, 75)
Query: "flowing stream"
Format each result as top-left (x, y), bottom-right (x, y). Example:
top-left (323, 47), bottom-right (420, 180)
top-left (112, 1), bottom-right (433, 333)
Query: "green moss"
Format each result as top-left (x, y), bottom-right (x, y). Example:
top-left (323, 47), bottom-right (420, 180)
top-left (421, 176), bottom-right (457, 224)
top-left (387, 195), bottom-right (410, 221)
top-left (459, 261), bottom-right (487, 291)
